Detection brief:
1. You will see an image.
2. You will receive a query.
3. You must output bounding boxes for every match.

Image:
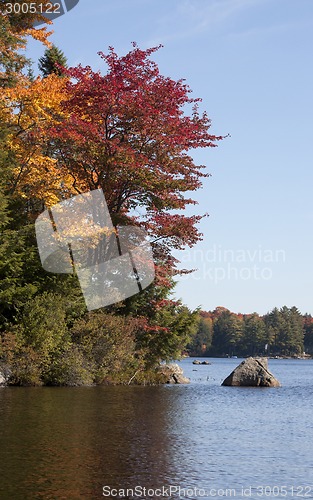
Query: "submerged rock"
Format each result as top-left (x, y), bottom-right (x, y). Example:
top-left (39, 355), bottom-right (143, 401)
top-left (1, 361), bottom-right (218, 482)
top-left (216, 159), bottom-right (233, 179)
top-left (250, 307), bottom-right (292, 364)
top-left (222, 357), bottom-right (281, 387)
top-left (158, 364), bottom-right (190, 384)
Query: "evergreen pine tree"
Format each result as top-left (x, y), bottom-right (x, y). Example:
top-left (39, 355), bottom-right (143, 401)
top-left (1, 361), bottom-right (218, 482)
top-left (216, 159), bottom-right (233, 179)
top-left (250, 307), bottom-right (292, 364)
top-left (211, 310), bottom-right (243, 356)
top-left (242, 313), bottom-right (266, 356)
top-left (38, 45), bottom-right (68, 78)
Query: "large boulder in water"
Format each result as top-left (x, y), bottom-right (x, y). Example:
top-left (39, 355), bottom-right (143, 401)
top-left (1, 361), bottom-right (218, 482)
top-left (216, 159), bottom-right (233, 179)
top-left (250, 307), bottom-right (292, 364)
top-left (157, 363), bottom-right (190, 384)
top-left (222, 357), bottom-right (281, 387)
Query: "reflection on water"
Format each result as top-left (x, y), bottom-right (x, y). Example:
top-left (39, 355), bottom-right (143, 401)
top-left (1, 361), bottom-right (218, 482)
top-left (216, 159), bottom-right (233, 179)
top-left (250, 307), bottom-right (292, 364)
top-left (0, 359), bottom-right (313, 499)
top-left (0, 386), bottom-right (180, 498)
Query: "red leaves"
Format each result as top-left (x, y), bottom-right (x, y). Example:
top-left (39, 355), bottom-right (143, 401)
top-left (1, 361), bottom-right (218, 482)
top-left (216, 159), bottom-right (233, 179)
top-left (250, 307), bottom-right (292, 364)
top-left (45, 44), bottom-right (225, 284)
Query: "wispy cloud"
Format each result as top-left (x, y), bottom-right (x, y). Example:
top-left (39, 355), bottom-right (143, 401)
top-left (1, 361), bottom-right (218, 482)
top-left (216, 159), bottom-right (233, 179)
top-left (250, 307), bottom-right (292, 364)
top-left (144, 0), bottom-right (275, 46)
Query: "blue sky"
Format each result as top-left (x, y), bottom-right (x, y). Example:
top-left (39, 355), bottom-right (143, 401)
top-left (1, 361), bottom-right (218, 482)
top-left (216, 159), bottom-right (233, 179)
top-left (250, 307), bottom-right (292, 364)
top-left (26, 0), bottom-right (313, 315)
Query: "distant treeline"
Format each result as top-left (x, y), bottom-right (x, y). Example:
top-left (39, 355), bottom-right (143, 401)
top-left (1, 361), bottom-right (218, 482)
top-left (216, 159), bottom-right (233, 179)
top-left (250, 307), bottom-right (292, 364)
top-left (187, 306), bottom-right (313, 357)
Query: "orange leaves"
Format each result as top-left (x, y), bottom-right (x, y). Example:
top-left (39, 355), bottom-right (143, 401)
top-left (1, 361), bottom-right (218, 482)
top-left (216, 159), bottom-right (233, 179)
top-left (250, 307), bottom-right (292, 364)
top-left (6, 73), bottom-right (68, 123)
top-left (2, 74), bottom-right (74, 205)
top-left (16, 157), bottom-right (62, 207)
top-left (25, 27), bottom-right (53, 47)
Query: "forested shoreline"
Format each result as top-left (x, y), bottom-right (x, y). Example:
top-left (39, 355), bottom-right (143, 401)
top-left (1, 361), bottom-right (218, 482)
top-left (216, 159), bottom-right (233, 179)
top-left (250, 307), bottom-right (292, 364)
top-left (188, 306), bottom-right (313, 358)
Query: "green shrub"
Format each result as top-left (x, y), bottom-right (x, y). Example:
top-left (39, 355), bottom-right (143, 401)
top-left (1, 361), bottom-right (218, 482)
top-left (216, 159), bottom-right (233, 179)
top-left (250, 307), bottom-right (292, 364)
top-left (45, 346), bottom-right (93, 386)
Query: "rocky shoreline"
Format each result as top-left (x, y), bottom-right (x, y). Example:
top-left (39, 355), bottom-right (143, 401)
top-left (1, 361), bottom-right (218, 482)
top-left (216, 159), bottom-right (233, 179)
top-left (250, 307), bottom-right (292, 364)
top-left (0, 356), bottom-right (309, 387)
top-left (157, 364), bottom-right (190, 384)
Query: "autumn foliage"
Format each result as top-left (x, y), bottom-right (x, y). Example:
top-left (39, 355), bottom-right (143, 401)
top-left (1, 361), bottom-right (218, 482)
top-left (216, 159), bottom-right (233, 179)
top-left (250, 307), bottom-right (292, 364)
top-left (1, 22), bottom-right (223, 384)
top-left (188, 306), bottom-right (312, 358)
top-left (5, 44), bottom-right (223, 280)
top-left (2, 74), bottom-right (70, 205)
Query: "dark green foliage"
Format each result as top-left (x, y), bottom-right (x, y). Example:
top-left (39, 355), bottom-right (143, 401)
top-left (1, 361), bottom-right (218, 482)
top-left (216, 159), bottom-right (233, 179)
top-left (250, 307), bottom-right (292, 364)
top-left (0, 220), bottom-right (84, 326)
top-left (71, 311), bottom-right (140, 384)
top-left (187, 314), bottom-right (212, 356)
top-left (211, 310), bottom-right (243, 356)
top-left (264, 306), bottom-right (304, 355)
top-left (241, 313), bottom-right (266, 356)
top-left (44, 346), bottom-right (94, 387)
top-left (38, 45), bottom-right (68, 77)
top-left (0, 193), bottom-right (197, 385)
top-left (136, 303), bottom-right (199, 367)
top-left (303, 314), bottom-right (313, 354)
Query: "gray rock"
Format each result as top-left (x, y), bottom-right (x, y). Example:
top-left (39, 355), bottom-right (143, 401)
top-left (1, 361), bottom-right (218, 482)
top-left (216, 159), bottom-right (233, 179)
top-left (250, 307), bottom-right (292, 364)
top-left (222, 357), bottom-right (281, 387)
top-left (158, 363), bottom-right (190, 384)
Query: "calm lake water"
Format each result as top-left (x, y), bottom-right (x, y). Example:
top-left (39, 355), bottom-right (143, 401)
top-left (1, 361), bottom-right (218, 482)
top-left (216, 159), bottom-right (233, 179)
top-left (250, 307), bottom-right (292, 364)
top-left (0, 358), bottom-right (313, 499)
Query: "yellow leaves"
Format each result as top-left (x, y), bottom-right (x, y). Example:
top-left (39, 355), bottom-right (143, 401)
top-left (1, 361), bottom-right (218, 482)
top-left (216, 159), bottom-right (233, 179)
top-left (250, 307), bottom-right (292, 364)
top-left (5, 73), bottom-right (69, 127)
top-left (3, 74), bottom-right (74, 205)
top-left (0, 92), bottom-right (12, 125)
top-left (3, 73), bottom-right (69, 141)
top-left (15, 155), bottom-right (61, 206)
top-left (0, 7), bottom-right (69, 210)
top-left (11, 151), bottom-right (78, 208)
top-left (54, 223), bottom-right (117, 251)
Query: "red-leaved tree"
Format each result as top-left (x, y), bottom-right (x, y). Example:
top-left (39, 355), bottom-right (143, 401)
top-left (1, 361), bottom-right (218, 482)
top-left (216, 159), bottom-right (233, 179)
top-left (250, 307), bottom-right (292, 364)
top-left (48, 43), bottom-right (224, 285)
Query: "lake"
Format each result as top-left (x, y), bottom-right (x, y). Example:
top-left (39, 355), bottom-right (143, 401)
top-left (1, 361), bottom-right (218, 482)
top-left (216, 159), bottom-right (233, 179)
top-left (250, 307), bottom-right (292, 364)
top-left (0, 358), bottom-right (313, 499)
